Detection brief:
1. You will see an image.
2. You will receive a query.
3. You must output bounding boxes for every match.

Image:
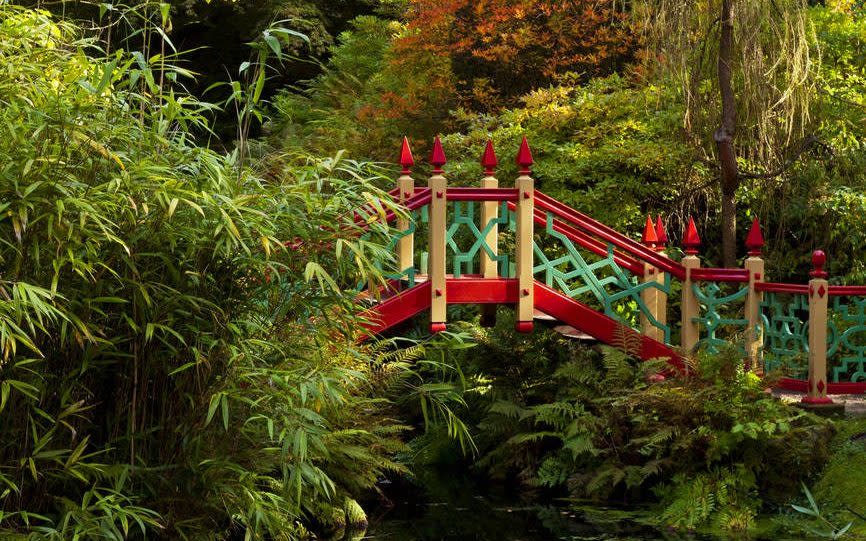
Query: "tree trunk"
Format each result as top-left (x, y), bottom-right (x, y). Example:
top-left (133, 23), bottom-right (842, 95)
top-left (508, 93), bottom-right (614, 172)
top-left (714, 0), bottom-right (738, 268)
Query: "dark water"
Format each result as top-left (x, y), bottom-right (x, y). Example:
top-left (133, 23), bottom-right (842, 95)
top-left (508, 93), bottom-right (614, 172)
top-left (327, 472), bottom-right (804, 541)
top-left (343, 472), bottom-right (736, 541)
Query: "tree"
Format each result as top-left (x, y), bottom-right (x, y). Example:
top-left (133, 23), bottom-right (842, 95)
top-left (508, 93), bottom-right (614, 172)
top-left (395, 0), bottom-right (640, 110)
top-left (638, 0), bottom-right (816, 266)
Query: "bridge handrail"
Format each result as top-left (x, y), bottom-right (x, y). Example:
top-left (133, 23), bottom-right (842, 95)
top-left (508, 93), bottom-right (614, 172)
top-left (534, 192), bottom-right (687, 279)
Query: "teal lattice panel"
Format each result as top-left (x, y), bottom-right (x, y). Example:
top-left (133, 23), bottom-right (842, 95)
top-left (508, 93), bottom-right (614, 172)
top-left (533, 212), bottom-right (671, 342)
top-left (355, 207), bottom-right (425, 292)
top-left (445, 201), bottom-right (510, 277)
top-left (830, 296), bottom-right (866, 383)
top-left (760, 292), bottom-right (809, 376)
top-left (692, 282), bottom-right (749, 354)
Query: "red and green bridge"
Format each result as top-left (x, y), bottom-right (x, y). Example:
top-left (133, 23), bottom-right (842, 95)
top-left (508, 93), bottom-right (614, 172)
top-left (356, 136), bottom-right (866, 405)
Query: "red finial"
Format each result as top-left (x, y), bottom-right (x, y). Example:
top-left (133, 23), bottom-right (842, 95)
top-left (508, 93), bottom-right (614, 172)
top-left (655, 216), bottom-right (668, 248)
top-left (430, 136), bottom-right (446, 174)
top-left (811, 250), bottom-right (827, 279)
top-left (745, 216), bottom-right (764, 256)
top-left (516, 136), bottom-right (533, 174)
top-left (642, 215), bottom-right (658, 246)
top-left (481, 140), bottom-right (498, 175)
top-left (399, 136), bottom-right (414, 174)
top-left (683, 216), bottom-right (701, 255)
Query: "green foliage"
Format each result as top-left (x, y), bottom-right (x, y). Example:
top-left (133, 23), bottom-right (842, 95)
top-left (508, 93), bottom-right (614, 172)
top-left (269, 15), bottom-right (444, 160)
top-left (0, 5), bottom-right (415, 538)
top-left (790, 483), bottom-right (855, 539)
top-left (810, 418), bottom-right (866, 537)
top-left (460, 315), bottom-right (833, 532)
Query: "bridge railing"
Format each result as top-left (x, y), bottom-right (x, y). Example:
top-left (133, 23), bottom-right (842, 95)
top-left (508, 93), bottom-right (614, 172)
top-left (373, 137), bottom-right (866, 403)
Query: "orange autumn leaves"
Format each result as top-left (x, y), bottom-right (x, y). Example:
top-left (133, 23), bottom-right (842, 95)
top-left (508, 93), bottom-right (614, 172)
top-left (394, 0), bottom-right (640, 109)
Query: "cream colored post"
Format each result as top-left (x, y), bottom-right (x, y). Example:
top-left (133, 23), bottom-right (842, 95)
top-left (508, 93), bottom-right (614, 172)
top-left (515, 137), bottom-right (534, 333)
top-left (654, 217), bottom-right (669, 343)
top-left (639, 217), bottom-right (659, 340)
top-left (397, 161), bottom-right (415, 277)
top-left (803, 250), bottom-right (833, 405)
top-left (681, 256), bottom-right (701, 352)
top-left (428, 137), bottom-right (448, 333)
top-left (743, 217), bottom-right (765, 371)
top-left (655, 265), bottom-right (668, 342)
top-left (680, 217), bottom-right (702, 352)
top-left (641, 263), bottom-right (660, 341)
top-left (744, 256), bottom-right (765, 371)
top-left (480, 179), bottom-right (498, 278)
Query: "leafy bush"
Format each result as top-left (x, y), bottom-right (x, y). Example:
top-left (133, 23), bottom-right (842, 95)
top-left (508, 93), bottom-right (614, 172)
top-left (0, 6), bottom-right (412, 538)
top-left (461, 315), bottom-right (833, 532)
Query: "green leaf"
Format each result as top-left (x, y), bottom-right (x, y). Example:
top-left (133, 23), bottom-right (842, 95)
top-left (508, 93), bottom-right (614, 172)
top-left (221, 393), bottom-right (229, 431)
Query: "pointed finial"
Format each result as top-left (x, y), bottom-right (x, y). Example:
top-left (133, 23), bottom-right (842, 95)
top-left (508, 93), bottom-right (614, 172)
top-left (430, 136), bottom-right (446, 174)
top-left (399, 136), bottom-right (414, 174)
top-left (642, 215), bottom-right (658, 246)
top-left (516, 136), bottom-right (533, 175)
top-left (811, 250), bottom-right (827, 279)
top-left (481, 140), bottom-right (498, 175)
top-left (745, 216), bottom-right (764, 256)
top-left (655, 216), bottom-right (668, 249)
top-left (683, 216), bottom-right (701, 255)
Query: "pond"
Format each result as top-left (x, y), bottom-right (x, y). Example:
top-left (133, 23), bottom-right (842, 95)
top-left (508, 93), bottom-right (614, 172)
top-left (329, 470), bottom-right (809, 541)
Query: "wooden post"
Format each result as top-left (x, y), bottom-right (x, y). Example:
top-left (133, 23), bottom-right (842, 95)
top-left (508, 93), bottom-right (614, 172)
top-left (480, 140), bottom-right (499, 280)
top-left (397, 137), bottom-right (415, 278)
top-left (640, 215), bottom-right (660, 341)
top-left (428, 137), bottom-right (447, 333)
top-left (480, 140), bottom-right (499, 328)
top-left (655, 217), bottom-right (669, 342)
top-left (681, 217), bottom-right (702, 353)
top-left (744, 217), bottom-right (765, 371)
top-left (515, 137), bottom-right (534, 333)
top-left (803, 250), bottom-right (833, 405)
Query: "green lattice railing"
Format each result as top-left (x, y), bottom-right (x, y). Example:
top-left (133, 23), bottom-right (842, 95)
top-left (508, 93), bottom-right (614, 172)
top-left (445, 201), bottom-right (510, 277)
top-left (760, 292), bottom-right (809, 376)
top-left (533, 212), bottom-right (671, 342)
top-left (759, 292), bottom-right (866, 383)
top-left (692, 282), bottom-right (750, 354)
top-left (829, 296), bottom-right (866, 382)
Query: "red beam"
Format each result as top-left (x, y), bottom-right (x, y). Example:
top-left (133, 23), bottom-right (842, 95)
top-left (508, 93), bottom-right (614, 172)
top-left (506, 202), bottom-right (645, 276)
top-left (447, 278), bottom-right (519, 303)
top-left (829, 285), bottom-right (866, 297)
top-left (777, 377), bottom-right (866, 395)
top-left (690, 268), bottom-right (749, 282)
top-left (359, 282), bottom-right (431, 338)
top-left (446, 187), bottom-right (519, 201)
top-left (533, 281), bottom-right (684, 369)
top-left (755, 282), bottom-right (809, 294)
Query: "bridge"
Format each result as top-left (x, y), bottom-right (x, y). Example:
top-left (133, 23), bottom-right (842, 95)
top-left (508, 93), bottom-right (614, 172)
top-left (357, 136), bottom-right (866, 405)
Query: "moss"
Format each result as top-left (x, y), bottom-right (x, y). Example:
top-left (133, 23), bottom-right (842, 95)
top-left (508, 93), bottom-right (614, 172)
top-left (308, 501), bottom-right (347, 530)
top-left (343, 497), bottom-right (368, 528)
top-left (812, 418), bottom-right (866, 532)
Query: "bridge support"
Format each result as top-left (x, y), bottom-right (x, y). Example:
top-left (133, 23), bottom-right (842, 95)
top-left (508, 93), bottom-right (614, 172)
top-left (515, 137), bottom-right (534, 333)
top-left (744, 256), bottom-right (765, 371)
top-left (429, 137), bottom-right (447, 333)
top-left (480, 141), bottom-right (499, 328)
top-left (397, 138), bottom-right (415, 278)
top-left (680, 217), bottom-right (701, 353)
top-left (744, 217), bottom-right (765, 371)
top-left (803, 251), bottom-right (833, 405)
